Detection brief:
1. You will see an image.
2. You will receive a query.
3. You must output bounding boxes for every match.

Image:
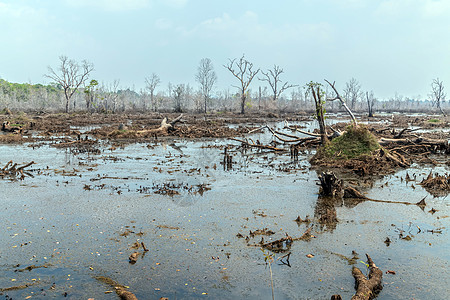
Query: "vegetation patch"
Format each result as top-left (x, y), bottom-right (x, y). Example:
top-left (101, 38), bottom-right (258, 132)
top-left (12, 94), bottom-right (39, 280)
top-left (317, 125), bottom-right (380, 160)
top-left (428, 118), bottom-right (441, 123)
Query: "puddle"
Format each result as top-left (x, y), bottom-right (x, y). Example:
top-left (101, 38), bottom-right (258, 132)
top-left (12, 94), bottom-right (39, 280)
top-left (0, 134), bottom-right (448, 299)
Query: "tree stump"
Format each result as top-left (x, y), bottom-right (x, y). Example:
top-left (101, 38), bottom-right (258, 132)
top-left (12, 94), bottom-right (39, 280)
top-left (318, 171), bottom-right (343, 197)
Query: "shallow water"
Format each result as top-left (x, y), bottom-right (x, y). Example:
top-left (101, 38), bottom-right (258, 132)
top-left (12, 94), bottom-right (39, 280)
top-left (0, 132), bottom-right (449, 299)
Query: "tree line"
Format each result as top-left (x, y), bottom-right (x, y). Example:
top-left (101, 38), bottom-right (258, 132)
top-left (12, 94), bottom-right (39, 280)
top-left (0, 55), bottom-right (446, 115)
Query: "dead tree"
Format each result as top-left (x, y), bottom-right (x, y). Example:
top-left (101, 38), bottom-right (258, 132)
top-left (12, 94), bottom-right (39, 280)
top-left (325, 79), bottom-right (358, 125)
top-left (307, 81), bottom-right (328, 144)
top-left (173, 84), bottom-right (184, 113)
top-left (429, 78), bottom-right (446, 116)
top-left (366, 91), bottom-right (375, 117)
top-left (145, 73), bottom-right (161, 112)
top-left (196, 58), bottom-right (217, 114)
top-left (259, 65), bottom-right (297, 102)
top-left (105, 80), bottom-right (121, 113)
top-left (318, 171), bottom-right (343, 197)
top-left (351, 254), bottom-right (383, 300)
top-left (135, 114), bottom-right (183, 136)
top-left (45, 55), bottom-right (94, 113)
top-left (224, 55), bottom-right (260, 114)
top-left (343, 78), bottom-right (362, 110)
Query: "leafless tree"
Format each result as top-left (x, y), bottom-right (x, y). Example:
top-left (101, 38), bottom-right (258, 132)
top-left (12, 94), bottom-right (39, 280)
top-left (103, 79), bottom-right (120, 113)
top-left (325, 79), bottom-right (357, 125)
top-left (430, 78), bottom-right (446, 116)
top-left (259, 65), bottom-right (297, 102)
top-left (145, 73), bottom-right (161, 112)
top-left (224, 55), bottom-right (260, 114)
top-left (343, 78), bottom-right (362, 110)
top-left (366, 91), bottom-right (376, 117)
top-left (173, 84), bottom-right (184, 113)
top-left (45, 55), bottom-right (94, 113)
top-left (195, 58), bottom-right (217, 113)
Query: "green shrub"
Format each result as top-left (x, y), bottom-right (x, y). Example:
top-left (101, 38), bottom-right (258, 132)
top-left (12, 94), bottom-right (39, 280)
top-left (319, 125), bottom-right (380, 160)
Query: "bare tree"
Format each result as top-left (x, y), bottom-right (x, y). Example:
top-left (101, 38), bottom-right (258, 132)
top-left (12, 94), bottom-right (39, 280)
top-left (45, 55), bottom-right (94, 113)
top-left (103, 79), bottom-right (120, 113)
top-left (325, 79), bottom-right (357, 125)
top-left (224, 55), bottom-right (260, 114)
top-left (366, 91), bottom-right (376, 117)
top-left (145, 73), bottom-right (161, 112)
top-left (343, 78), bottom-right (362, 110)
top-left (430, 78), bottom-right (446, 116)
top-left (195, 58), bottom-right (217, 114)
top-left (259, 65), bottom-right (297, 102)
top-left (173, 84), bottom-right (184, 113)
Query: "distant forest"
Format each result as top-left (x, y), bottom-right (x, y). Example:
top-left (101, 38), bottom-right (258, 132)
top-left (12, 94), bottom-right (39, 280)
top-left (0, 55), bottom-right (446, 115)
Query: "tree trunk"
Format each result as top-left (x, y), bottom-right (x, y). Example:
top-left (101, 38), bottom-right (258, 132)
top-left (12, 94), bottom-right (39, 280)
top-left (318, 171), bottom-right (343, 197)
top-left (438, 104), bottom-right (446, 117)
top-left (351, 254), bottom-right (383, 300)
top-left (151, 93), bottom-right (154, 112)
top-left (241, 94), bottom-right (246, 114)
top-left (65, 98), bottom-right (69, 113)
top-left (311, 86), bottom-right (328, 144)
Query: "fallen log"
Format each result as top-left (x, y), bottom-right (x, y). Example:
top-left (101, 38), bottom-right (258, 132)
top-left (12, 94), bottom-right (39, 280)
top-left (231, 138), bottom-right (285, 151)
top-left (331, 254), bottom-right (383, 300)
top-left (96, 276), bottom-right (138, 300)
top-left (1, 121), bottom-right (23, 134)
top-left (0, 160), bottom-right (35, 179)
top-left (351, 254), bottom-right (383, 300)
top-left (136, 114), bottom-right (183, 136)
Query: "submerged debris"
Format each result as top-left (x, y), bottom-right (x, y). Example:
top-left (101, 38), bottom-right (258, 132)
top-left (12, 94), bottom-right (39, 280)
top-left (0, 160), bottom-right (35, 180)
top-left (96, 276), bottom-right (138, 300)
top-left (420, 171), bottom-right (450, 197)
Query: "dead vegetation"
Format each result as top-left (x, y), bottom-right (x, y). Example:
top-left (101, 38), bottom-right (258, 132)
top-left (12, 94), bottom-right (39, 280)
top-left (95, 276), bottom-right (138, 300)
top-left (420, 171), bottom-right (450, 197)
top-left (1, 160), bottom-right (35, 180)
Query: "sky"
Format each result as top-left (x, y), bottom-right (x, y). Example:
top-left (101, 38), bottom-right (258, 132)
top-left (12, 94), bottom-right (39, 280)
top-left (0, 0), bottom-right (449, 100)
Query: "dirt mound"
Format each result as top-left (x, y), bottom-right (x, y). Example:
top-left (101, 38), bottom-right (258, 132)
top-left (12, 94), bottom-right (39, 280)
top-left (311, 125), bottom-right (408, 176)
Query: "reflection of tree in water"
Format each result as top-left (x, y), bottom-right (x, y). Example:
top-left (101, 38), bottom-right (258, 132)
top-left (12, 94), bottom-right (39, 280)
top-left (314, 196), bottom-right (339, 232)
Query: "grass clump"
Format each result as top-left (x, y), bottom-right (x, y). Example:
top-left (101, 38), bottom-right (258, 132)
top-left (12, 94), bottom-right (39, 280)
top-left (317, 125), bottom-right (380, 160)
top-left (428, 118), bottom-right (440, 123)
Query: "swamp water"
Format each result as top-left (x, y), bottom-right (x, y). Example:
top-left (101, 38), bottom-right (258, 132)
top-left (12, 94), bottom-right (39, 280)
top-left (0, 125), bottom-right (448, 299)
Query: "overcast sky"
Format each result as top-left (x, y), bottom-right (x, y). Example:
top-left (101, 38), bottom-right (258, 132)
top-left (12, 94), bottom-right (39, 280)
top-left (0, 0), bottom-right (449, 99)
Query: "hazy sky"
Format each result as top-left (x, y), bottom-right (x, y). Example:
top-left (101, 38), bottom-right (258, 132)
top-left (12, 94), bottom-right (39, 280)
top-left (0, 0), bottom-right (449, 99)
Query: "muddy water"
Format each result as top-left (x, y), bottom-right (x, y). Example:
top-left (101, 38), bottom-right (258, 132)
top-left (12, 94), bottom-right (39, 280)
top-left (0, 132), bottom-right (449, 299)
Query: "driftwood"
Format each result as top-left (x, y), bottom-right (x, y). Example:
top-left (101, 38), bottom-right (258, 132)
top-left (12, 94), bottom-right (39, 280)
top-left (231, 137), bottom-right (285, 151)
top-left (1, 121), bottom-right (23, 134)
top-left (1, 160), bottom-right (35, 179)
top-left (96, 276), bottom-right (138, 300)
top-left (343, 186), bottom-right (369, 199)
top-left (135, 114), bottom-right (183, 136)
top-left (332, 254), bottom-right (383, 300)
top-left (351, 254), bottom-right (383, 300)
top-left (284, 121), bottom-right (343, 140)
